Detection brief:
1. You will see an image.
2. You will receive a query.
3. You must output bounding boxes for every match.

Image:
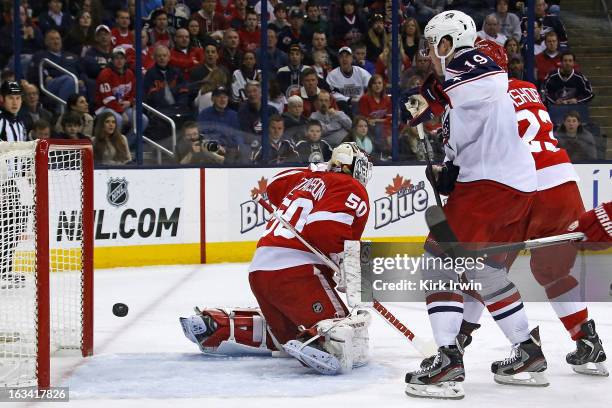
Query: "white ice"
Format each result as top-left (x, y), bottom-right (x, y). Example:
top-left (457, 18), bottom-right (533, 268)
top-left (25, 260), bottom-right (612, 408)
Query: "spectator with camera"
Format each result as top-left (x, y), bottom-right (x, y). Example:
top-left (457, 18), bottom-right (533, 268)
top-left (253, 114), bottom-right (298, 164)
top-left (197, 86), bottom-right (243, 163)
top-left (177, 121), bottom-right (225, 165)
top-left (545, 52), bottom-right (593, 105)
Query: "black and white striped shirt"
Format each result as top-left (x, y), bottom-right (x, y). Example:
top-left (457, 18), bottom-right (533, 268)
top-left (0, 109), bottom-right (26, 142)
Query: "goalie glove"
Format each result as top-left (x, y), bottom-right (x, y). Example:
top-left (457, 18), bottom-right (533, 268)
top-left (569, 202), bottom-right (612, 250)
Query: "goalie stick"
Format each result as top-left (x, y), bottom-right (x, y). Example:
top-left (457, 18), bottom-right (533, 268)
top-left (425, 205), bottom-right (585, 258)
top-left (254, 194), bottom-right (437, 357)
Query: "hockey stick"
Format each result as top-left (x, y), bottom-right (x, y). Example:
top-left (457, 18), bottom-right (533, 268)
top-left (407, 102), bottom-right (443, 207)
top-left (425, 205), bottom-right (585, 258)
top-left (254, 194), bottom-right (437, 357)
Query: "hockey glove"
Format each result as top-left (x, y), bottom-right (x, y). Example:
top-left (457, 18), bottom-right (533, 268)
top-left (425, 161), bottom-right (460, 196)
top-left (569, 201), bottom-right (612, 250)
top-left (404, 94), bottom-right (433, 127)
top-left (421, 73), bottom-right (451, 116)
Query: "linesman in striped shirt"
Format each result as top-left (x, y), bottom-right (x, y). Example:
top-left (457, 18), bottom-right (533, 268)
top-left (1, 80), bottom-right (27, 288)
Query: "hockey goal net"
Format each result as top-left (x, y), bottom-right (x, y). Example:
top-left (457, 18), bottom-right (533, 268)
top-left (0, 140), bottom-right (93, 388)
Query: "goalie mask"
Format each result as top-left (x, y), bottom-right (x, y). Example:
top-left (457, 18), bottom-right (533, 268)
top-left (329, 142), bottom-right (373, 187)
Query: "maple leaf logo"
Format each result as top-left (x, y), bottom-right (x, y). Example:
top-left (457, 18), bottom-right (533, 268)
top-left (385, 175), bottom-right (413, 195)
top-left (250, 176), bottom-right (269, 199)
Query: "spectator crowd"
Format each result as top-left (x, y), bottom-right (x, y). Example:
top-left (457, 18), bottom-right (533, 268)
top-left (0, 0), bottom-right (602, 165)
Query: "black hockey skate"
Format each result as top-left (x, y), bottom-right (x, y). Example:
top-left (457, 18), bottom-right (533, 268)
top-left (491, 327), bottom-right (549, 386)
top-left (566, 320), bottom-right (608, 376)
top-left (405, 346), bottom-right (465, 400)
top-left (419, 321), bottom-right (480, 369)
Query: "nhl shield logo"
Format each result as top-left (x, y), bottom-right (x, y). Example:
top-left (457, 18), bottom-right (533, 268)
top-left (107, 178), bottom-right (129, 207)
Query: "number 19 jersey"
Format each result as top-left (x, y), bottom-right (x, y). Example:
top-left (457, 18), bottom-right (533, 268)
top-left (248, 168), bottom-right (370, 272)
top-left (508, 78), bottom-right (579, 190)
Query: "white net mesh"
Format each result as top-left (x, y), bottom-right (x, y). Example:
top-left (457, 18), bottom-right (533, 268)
top-left (0, 141), bottom-right (88, 388)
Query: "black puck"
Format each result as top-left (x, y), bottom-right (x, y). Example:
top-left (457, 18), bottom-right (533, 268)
top-left (112, 303), bottom-right (129, 317)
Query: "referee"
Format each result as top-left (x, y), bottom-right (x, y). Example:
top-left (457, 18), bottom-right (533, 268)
top-left (1, 81), bottom-right (27, 288)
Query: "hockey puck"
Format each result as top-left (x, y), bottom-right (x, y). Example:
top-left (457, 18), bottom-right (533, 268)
top-left (112, 303), bottom-right (129, 317)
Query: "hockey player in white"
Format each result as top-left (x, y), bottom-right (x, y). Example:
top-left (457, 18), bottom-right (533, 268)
top-left (403, 11), bottom-right (547, 399)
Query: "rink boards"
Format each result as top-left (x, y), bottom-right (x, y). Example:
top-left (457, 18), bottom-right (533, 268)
top-left (81, 164), bottom-right (612, 268)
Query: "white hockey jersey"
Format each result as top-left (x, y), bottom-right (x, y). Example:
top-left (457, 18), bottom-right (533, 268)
top-left (442, 48), bottom-right (537, 193)
top-left (326, 66), bottom-right (371, 102)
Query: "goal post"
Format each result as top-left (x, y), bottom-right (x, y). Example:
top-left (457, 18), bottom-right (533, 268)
top-left (0, 139), bottom-right (94, 389)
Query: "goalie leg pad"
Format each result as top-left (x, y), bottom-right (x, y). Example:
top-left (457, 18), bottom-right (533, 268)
top-left (180, 307), bottom-right (280, 356)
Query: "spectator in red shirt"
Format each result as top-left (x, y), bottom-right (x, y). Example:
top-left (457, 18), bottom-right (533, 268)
top-left (535, 31), bottom-right (561, 83)
top-left (126, 29), bottom-right (156, 74)
top-left (239, 10), bottom-right (261, 52)
top-left (170, 28), bottom-right (205, 81)
top-left (192, 0), bottom-right (228, 39)
top-left (95, 47), bottom-right (148, 139)
top-left (148, 8), bottom-right (174, 48)
top-left (359, 73), bottom-right (391, 146)
top-left (111, 9), bottom-right (134, 51)
top-left (228, 0), bottom-right (248, 30)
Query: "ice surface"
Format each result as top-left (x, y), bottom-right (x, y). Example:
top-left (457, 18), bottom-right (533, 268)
top-left (23, 260), bottom-right (612, 408)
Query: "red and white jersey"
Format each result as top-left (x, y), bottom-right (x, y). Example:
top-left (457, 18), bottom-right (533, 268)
top-left (95, 67), bottom-right (136, 114)
top-left (248, 168), bottom-right (370, 272)
top-left (508, 78), bottom-right (579, 190)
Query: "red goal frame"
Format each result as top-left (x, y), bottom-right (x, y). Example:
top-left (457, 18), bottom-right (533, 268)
top-left (34, 139), bottom-right (94, 388)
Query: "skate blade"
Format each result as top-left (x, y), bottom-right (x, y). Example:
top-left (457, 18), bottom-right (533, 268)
top-left (405, 382), bottom-right (465, 400)
top-left (571, 362), bottom-right (609, 377)
top-left (494, 371), bottom-right (549, 387)
top-left (283, 340), bottom-right (341, 375)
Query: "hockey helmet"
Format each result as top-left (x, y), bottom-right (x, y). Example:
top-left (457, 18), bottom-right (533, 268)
top-left (0, 81), bottom-right (22, 96)
top-left (329, 142), bottom-right (373, 187)
top-left (475, 39), bottom-right (508, 71)
top-left (423, 11), bottom-right (476, 62)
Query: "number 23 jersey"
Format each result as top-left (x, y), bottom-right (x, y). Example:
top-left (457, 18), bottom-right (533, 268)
top-left (248, 168), bottom-right (370, 272)
top-left (508, 78), bottom-right (579, 190)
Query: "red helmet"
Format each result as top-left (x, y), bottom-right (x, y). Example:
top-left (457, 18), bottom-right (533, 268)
top-left (476, 39), bottom-right (508, 72)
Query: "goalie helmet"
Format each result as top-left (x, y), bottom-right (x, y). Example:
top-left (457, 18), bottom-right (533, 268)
top-left (423, 10), bottom-right (476, 70)
top-left (475, 39), bottom-right (508, 71)
top-left (329, 142), bottom-right (373, 187)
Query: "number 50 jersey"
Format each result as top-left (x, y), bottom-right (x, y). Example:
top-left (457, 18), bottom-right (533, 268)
top-left (248, 168), bottom-right (370, 272)
top-left (508, 78), bottom-right (579, 191)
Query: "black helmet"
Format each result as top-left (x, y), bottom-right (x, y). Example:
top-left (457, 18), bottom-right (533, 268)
top-left (0, 81), bottom-right (22, 96)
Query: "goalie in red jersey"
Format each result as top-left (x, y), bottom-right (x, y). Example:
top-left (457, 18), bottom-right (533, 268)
top-left (180, 143), bottom-right (374, 375)
top-left (456, 39), bottom-right (608, 376)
